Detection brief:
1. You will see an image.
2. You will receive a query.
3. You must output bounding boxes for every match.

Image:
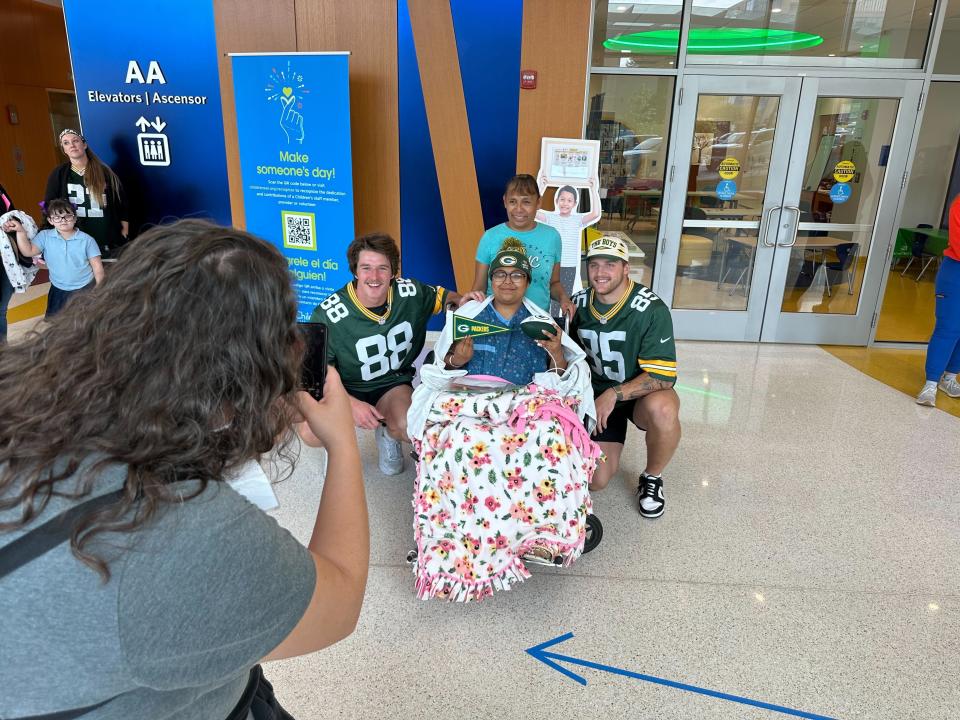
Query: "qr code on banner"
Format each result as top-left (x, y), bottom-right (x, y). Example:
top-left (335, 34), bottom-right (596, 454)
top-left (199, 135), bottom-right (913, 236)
top-left (282, 211), bottom-right (316, 251)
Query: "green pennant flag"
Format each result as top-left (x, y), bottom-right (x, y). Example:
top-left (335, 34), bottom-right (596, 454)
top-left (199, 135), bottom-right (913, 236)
top-left (451, 313), bottom-right (511, 340)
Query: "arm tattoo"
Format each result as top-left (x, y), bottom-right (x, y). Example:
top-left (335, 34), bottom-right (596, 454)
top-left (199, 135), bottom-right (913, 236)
top-left (621, 374), bottom-right (673, 401)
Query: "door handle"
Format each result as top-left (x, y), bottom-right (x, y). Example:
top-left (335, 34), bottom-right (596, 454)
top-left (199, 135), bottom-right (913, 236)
top-left (778, 206), bottom-right (801, 247)
top-left (761, 205), bottom-right (781, 247)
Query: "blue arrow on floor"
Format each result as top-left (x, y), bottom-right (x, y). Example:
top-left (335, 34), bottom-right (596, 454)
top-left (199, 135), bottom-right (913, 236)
top-left (526, 633), bottom-right (838, 720)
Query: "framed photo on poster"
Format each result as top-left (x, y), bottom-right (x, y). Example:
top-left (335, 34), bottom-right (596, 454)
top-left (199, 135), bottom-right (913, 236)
top-left (539, 137), bottom-right (600, 187)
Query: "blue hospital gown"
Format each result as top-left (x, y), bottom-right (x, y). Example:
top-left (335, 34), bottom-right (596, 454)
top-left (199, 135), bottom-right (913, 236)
top-left (462, 304), bottom-right (550, 385)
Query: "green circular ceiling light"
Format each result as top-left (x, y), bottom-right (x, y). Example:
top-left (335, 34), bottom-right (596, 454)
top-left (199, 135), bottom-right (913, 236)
top-left (604, 28), bottom-right (824, 55)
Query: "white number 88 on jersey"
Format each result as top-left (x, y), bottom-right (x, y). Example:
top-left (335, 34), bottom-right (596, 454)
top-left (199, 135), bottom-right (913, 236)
top-left (356, 322), bottom-right (414, 381)
top-left (320, 293), bottom-right (349, 323)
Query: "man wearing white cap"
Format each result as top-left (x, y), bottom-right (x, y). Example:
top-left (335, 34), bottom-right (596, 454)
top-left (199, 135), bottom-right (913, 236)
top-left (571, 236), bottom-right (681, 518)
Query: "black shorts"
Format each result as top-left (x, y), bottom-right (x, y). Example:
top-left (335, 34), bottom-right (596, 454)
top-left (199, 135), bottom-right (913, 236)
top-left (593, 399), bottom-right (646, 445)
top-left (45, 280), bottom-right (95, 319)
top-left (348, 381), bottom-right (413, 407)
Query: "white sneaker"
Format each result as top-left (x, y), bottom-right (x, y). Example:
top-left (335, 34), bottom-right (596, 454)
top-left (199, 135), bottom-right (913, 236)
top-left (375, 424), bottom-right (404, 475)
top-left (915, 384), bottom-right (937, 407)
top-left (637, 475), bottom-right (665, 519)
top-left (938, 376), bottom-right (960, 398)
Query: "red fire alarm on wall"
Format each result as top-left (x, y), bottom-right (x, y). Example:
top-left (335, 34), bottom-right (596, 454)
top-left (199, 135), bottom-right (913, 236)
top-left (520, 70), bottom-right (537, 89)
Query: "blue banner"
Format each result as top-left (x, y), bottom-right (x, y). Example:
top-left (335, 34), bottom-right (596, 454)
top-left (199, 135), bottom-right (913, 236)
top-left (62, 0), bottom-right (231, 231)
top-left (231, 53), bottom-right (355, 321)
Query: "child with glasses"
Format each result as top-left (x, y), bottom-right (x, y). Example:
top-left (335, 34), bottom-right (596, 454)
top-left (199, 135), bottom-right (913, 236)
top-left (8, 198), bottom-right (103, 318)
top-left (446, 238), bottom-right (566, 385)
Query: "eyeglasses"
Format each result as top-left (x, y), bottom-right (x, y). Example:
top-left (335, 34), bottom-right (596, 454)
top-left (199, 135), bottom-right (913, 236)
top-left (50, 214), bottom-right (76, 223)
top-left (491, 271), bottom-right (526, 283)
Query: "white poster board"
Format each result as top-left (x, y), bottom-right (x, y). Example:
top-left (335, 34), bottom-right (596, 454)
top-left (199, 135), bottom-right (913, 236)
top-left (539, 137), bottom-right (601, 186)
top-left (536, 137), bottom-right (603, 299)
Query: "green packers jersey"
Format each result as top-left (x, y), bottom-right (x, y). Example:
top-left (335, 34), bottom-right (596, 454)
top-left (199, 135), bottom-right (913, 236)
top-left (310, 278), bottom-right (448, 393)
top-left (571, 280), bottom-right (677, 393)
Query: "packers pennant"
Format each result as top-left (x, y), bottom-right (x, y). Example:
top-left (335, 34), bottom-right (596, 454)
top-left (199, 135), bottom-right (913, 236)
top-left (452, 314), bottom-right (511, 340)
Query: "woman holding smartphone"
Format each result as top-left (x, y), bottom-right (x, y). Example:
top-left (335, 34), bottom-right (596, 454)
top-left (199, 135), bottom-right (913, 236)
top-left (0, 220), bottom-right (368, 719)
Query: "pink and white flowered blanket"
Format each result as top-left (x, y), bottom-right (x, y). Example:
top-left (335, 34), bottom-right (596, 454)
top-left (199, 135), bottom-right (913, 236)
top-left (412, 383), bottom-right (601, 602)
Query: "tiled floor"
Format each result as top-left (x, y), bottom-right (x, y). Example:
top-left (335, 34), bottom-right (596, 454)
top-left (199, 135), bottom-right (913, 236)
top-left (261, 341), bottom-right (960, 720)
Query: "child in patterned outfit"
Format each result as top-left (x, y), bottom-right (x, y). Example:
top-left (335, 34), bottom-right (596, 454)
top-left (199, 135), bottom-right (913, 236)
top-left (411, 240), bottom-right (601, 600)
top-left (445, 238), bottom-right (566, 383)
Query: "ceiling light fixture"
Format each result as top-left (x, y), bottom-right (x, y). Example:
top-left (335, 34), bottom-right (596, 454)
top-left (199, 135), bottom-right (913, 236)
top-left (604, 28), bottom-right (824, 54)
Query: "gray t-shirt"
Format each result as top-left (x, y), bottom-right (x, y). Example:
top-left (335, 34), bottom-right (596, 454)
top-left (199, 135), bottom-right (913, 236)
top-left (0, 462), bottom-right (316, 719)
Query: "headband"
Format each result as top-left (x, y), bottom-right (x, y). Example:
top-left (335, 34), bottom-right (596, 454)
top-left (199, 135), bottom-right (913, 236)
top-left (58, 128), bottom-right (86, 143)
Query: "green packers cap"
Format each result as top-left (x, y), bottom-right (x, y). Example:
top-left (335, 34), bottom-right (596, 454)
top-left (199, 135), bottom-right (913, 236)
top-left (587, 235), bottom-right (629, 262)
top-left (489, 237), bottom-right (532, 279)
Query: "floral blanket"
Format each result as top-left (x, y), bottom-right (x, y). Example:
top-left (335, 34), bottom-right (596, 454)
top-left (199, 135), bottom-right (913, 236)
top-left (412, 383), bottom-right (601, 602)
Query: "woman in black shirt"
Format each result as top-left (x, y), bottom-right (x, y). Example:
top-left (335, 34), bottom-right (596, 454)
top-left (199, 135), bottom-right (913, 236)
top-left (44, 129), bottom-right (129, 258)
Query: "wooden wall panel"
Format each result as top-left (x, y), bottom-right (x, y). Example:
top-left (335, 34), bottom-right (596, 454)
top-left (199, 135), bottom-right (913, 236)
top-left (516, 0), bottom-right (592, 176)
top-left (295, 0), bottom-right (400, 243)
top-left (33, 3), bottom-right (73, 89)
top-left (1, 85), bottom-right (62, 212)
top-left (0, 0), bottom-right (73, 215)
top-left (213, 0), bottom-right (297, 228)
top-left (0, 1), bottom-right (43, 90)
top-left (407, 0), bottom-right (484, 291)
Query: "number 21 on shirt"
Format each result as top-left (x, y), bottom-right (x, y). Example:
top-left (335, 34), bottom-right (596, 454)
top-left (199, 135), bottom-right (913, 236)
top-left (66, 182), bottom-right (104, 218)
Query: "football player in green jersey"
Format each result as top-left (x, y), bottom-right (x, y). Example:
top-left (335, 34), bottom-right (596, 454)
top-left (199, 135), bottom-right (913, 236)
top-left (310, 233), bottom-right (482, 475)
top-left (571, 236), bottom-right (681, 518)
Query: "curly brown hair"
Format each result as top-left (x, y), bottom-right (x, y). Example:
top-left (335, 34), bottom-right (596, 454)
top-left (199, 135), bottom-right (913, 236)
top-left (0, 220), bottom-right (303, 579)
top-left (346, 232), bottom-right (400, 276)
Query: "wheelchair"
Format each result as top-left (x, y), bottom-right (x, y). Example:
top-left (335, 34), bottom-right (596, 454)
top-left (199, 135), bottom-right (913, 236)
top-left (405, 345), bottom-right (604, 601)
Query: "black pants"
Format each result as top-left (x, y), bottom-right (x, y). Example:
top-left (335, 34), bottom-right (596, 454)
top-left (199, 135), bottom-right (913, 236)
top-left (226, 666), bottom-right (294, 720)
top-left (45, 280), bottom-right (95, 319)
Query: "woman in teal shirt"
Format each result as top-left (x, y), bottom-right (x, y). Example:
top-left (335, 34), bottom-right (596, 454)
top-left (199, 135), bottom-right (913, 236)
top-left (470, 174), bottom-right (576, 319)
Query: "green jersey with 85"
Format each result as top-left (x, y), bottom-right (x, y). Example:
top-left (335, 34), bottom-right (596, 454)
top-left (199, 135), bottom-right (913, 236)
top-left (310, 278), bottom-right (448, 393)
top-left (571, 280), bottom-right (677, 394)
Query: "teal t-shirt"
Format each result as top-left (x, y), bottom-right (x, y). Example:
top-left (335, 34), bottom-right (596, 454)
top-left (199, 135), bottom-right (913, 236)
top-left (475, 222), bottom-right (561, 310)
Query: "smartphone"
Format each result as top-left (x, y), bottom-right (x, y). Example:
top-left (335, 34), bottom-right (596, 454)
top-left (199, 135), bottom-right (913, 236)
top-left (298, 322), bottom-right (328, 400)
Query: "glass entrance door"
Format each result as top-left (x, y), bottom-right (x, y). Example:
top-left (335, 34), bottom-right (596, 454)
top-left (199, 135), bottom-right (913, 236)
top-left (760, 78), bottom-right (921, 343)
top-left (657, 75), bottom-right (922, 344)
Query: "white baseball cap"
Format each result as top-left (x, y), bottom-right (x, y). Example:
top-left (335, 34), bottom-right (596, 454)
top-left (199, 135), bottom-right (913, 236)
top-left (586, 236), bottom-right (629, 262)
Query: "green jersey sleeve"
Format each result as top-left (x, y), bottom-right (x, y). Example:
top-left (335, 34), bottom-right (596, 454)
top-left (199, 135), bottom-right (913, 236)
top-left (309, 297), bottom-right (338, 368)
top-left (569, 289), bottom-right (588, 345)
top-left (325, 329), bottom-right (339, 369)
top-left (634, 302), bottom-right (677, 384)
top-left (412, 278), bottom-right (447, 317)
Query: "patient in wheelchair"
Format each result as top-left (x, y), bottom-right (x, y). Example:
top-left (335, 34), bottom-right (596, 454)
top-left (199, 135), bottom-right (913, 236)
top-left (407, 240), bottom-right (601, 601)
